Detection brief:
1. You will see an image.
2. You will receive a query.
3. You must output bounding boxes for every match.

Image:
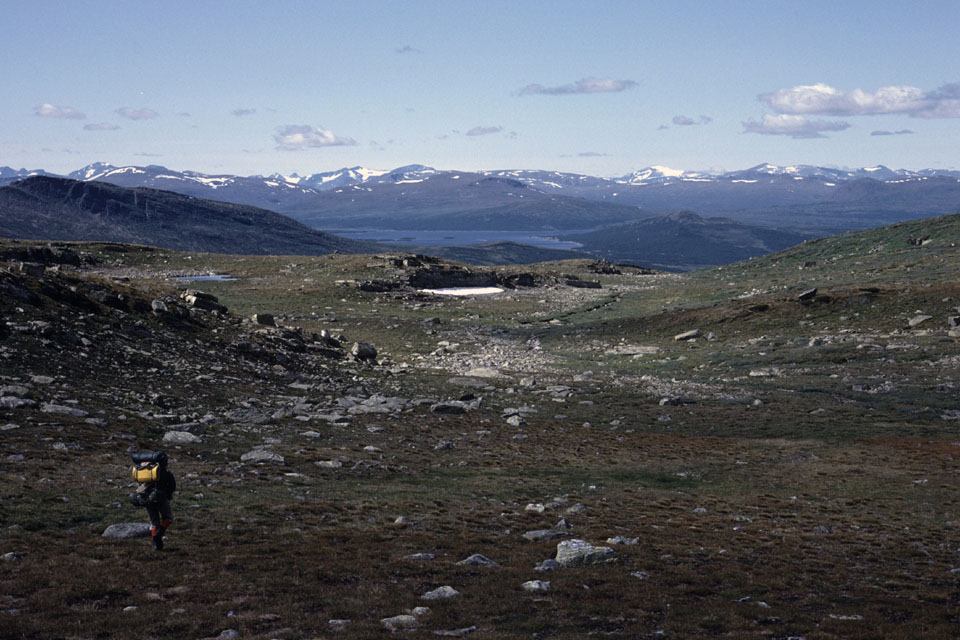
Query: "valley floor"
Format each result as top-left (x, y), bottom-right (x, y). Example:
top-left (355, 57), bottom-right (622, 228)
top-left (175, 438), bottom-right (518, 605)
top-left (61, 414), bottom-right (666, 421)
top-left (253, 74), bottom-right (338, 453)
top-left (2, 233), bottom-right (959, 638)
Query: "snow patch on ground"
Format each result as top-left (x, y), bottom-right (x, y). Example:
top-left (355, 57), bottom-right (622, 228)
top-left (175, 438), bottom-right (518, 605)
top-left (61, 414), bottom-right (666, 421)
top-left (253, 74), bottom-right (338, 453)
top-left (419, 287), bottom-right (504, 296)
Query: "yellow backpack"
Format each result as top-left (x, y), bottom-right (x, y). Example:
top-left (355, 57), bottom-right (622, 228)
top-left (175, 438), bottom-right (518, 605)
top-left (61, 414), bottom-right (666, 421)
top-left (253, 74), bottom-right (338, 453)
top-left (131, 463), bottom-right (160, 483)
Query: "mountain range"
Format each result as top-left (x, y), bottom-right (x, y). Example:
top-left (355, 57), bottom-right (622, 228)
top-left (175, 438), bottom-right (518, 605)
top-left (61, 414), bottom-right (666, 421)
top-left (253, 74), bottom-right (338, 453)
top-left (2, 161), bottom-right (959, 269)
top-left (3, 161), bottom-right (959, 231)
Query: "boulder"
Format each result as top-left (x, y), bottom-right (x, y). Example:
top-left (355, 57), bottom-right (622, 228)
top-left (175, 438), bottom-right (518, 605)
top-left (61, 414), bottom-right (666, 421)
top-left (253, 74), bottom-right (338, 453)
top-left (351, 342), bottom-right (377, 361)
top-left (674, 329), bottom-right (701, 341)
top-left (1, 397), bottom-right (37, 410)
top-left (554, 539), bottom-right (616, 568)
top-left (240, 449), bottom-right (285, 464)
top-left (102, 523), bottom-right (151, 539)
top-left (381, 615), bottom-right (418, 631)
top-left (908, 314), bottom-right (932, 328)
top-left (162, 431), bottom-right (201, 444)
top-left (41, 403), bottom-right (88, 418)
top-left (251, 313), bottom-right (275, 326)
top-left (181, 291), bottom-right (227, 313)
top-left (431, 402), bottom-right (466, 415)
top-left (421, 586), bottom-right (460, 600)
top-left (456, 554), bottom-right (499, 567)
top-left (521, 580), bottom-right (551, 593)
top-left (523, 529), bottom-right (572, 542)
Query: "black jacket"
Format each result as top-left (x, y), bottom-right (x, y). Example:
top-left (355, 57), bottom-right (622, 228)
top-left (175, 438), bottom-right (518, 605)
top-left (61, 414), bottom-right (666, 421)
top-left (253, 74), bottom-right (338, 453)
top-left (157, 469), bottom-right (176, 499)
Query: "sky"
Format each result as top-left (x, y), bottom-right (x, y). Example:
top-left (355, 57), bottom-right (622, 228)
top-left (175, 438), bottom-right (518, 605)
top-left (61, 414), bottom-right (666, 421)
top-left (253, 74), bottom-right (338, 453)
top-left (3, 0), bottom-right (959, 178)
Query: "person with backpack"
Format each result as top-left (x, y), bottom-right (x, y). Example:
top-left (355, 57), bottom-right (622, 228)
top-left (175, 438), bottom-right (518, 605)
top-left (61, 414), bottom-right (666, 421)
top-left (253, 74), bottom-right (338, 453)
top-left (130, 450), bottom-right (176, 551)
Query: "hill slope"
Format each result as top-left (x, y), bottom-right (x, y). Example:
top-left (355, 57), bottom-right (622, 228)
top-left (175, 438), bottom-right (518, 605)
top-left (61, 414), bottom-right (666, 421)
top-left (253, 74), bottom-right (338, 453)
top-left (0, 176), bottom-right (383, 256)
top-left (562, 210), bottom-right (813, 270)
top-left (279, 173), bottom-right (648, 231)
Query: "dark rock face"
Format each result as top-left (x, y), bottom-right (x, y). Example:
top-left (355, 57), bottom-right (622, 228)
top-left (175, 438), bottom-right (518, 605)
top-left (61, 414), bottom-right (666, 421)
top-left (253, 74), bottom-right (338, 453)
top-left (408, 266), bottom-right (499, 289)
top-left (0, 245), bottom-right (82, 266)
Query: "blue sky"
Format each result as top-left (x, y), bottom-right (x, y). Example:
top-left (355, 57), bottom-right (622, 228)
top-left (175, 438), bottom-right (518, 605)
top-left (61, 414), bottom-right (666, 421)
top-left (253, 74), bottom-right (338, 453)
top-left (3, 0), bottom-right (959, 177)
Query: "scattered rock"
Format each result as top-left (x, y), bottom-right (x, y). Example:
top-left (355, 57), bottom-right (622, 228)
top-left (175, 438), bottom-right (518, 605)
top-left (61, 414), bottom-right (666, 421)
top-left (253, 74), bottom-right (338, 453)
top-left (162, 431), bottom-right (201, 444)
top-left (421, 586), bottom-right (460, 600)
top-left (606, 536), bottom-right (640, 545)
top-left (908, 314), bottom-right (932, 328)
top-left (554, 539), bottom-right (616, 568)
top-left (463, 367), bottom-right (503, 378)
top-left (674, 329), bottom-right (701, 341)
top-left (456, 554), bottom-right (499, 567)
top-left (523, 528), bottom-right (573, 542)
top-left (797, 288), bottom-right (818, 301)
top-left (430, 402), bottom-right (466, 414)
top-left (351, 342), bottom-right (378, 361)
top-left (506, 414), bottom-right (527, 427)
top-left (251, 313), bottom-right (275, 326)
top-left (433, 625), bottom-right (478, 637)
top-left (659, 396), bottom-right (696, 406)
top-left (381, 614), bottom-right (418, 631)
top-left (0, 397), bottom-right (37, 410)
top-left (240, 449), bottom-right (285, 465)
top-left (521, 580), bottom-right (551, 593)
top-left (41, 403), bottom-right (88, 418)
top-left (181, 290), bottom-right (227, 313)
top-left (534, 559), bottom-right (560, 572)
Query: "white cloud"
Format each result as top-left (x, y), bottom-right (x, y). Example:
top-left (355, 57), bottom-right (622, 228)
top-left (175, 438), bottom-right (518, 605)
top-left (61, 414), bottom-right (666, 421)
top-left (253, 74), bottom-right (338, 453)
top-left (117, 107), bottom-right (159, 120)
top-left (395, 45), bottom-right (421, 54)
top-left (232, 108), bottom-right (256, 117)
top-left (870, 129), bottom-right (915, 136)
top-left (274, 125), bottom-right (357, 150)
top-left (671, 115), bottom-right (712, 126)
top-left (34, 103), bottom-right (85, 119)
top-left (83, 123), bottom-right (120, 131)
top-left (466, 126), bottom-right (503, 136)
top-left (759, 81), bottom-right (960, 118)
top-left (517, 77), bottom-right (638, 96)
top-left (742, 114), bottom-right (851, 139)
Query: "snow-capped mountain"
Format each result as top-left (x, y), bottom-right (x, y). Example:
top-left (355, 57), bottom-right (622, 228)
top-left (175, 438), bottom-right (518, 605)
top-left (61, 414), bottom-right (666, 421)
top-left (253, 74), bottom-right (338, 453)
top-left (274, 166), bottom-right (392, 191)
top-left (617, 166), bottom-right (713, 185)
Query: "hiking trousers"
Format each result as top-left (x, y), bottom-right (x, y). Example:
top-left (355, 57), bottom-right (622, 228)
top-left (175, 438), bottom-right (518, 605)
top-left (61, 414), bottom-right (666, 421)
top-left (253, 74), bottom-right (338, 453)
top-left (145, 497), bottom-right (173, 529)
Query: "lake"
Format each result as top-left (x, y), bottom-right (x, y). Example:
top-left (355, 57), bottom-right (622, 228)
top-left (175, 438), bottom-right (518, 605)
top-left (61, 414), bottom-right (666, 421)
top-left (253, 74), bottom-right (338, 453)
top-left (325, 229), bottom-right (584, 249)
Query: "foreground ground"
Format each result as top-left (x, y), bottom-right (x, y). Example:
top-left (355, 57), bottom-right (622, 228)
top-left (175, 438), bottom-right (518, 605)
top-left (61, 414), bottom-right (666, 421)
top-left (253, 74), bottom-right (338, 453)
top-left (2, 216), bottom-right (959, 638)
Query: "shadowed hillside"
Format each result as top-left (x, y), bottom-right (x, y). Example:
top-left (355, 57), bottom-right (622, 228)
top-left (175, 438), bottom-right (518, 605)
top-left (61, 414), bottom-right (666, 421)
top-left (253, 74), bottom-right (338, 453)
top-left (563, 210), bottom-right (813, 270)
top-left (0, 176), bottom-right (384, 256)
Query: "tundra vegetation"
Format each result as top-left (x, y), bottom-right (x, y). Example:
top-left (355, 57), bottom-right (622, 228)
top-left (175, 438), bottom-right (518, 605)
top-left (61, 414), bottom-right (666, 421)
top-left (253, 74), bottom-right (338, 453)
top-left (1, 213), bottom-right (959, 638)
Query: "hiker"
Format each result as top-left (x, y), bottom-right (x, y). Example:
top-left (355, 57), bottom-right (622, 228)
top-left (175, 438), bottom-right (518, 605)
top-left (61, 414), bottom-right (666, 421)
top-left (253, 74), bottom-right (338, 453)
top-left (130, 450), bottom-right (176, 551)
